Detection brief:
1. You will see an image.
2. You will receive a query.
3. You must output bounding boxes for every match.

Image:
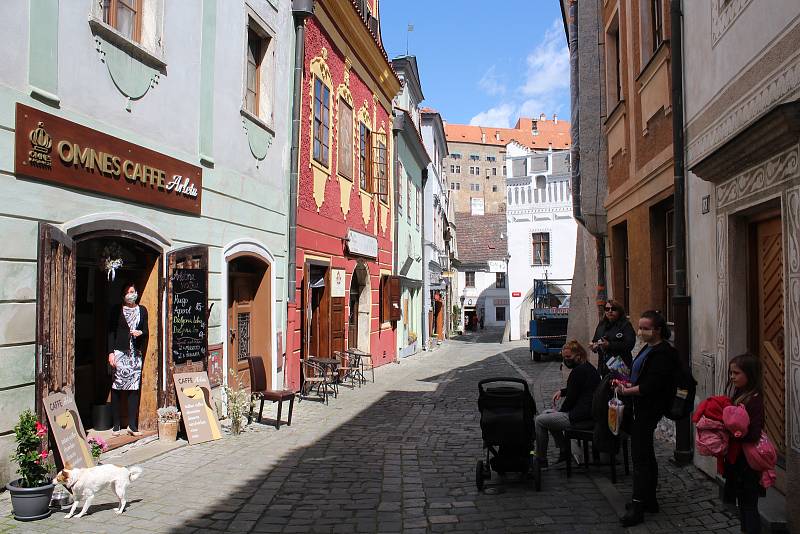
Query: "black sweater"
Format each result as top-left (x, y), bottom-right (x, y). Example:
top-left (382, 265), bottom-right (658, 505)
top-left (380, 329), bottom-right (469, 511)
top-left (631, 340), bottom-right (677, 421)
top-left (108, 305), bottom-right (148, 353)
top-left (592, 318), bottom-right (636, 374)
top-left (559, 361), bottom-right (601, 423)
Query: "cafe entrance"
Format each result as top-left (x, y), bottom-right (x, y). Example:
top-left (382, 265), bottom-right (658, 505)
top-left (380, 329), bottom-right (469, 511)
top-left (37, 223), bottom-right (164, 451)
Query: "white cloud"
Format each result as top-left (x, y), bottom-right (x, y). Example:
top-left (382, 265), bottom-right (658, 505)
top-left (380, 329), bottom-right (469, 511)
top-left (478, 66), bottom-right (506, 96)
top-left (469, 19), bottom-right (569, 127)
top-left (469, 104), bottom-right (514, 128)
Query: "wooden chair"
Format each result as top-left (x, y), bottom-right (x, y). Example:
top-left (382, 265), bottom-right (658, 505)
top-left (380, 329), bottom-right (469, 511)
top-left (360, 353), bottom-right (375, 383)
top-left (301, 358), bottom-right (330, 404)
top-left (246, 356), bottom-right (295, 429)
top-left (564, 421), bottom-right (630, 484)
top-left (335, 351), bottom-right (361, 388)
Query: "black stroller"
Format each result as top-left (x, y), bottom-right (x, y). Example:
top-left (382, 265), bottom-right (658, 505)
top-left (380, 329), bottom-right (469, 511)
top-left (476, 377), bottom-right (542, 492)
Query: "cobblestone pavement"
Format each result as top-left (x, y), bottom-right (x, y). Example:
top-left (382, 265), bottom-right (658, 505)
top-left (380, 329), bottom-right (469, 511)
top-left (0, 331), bottom-right (740, 533)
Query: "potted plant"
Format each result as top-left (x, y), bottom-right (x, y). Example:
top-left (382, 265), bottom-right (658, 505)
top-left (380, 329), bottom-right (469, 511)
top-left (87, 436), bottom-right (107, 463)
top-left (157, 406), bottom-right (181, 442)
top-left (5, 410), bottom-right (55, 521)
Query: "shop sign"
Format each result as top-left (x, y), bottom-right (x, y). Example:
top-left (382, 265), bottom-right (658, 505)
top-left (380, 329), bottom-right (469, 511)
top-left (331, 268), bottom-right (346, 297)
top-left (171, 268), bottom-right (207, 363)
top-left (173, 372), bottom-right (222, 445)
top-left (346, 229), bottom-right (378, 258)
top-left (487, 260), bottom-right (507, 273)
top-left (15, 103), bottom-right (202, 215)
top-left (442, 271), bottom-right (455, 278)
top-left (512, 291), bottom-right (522, 297)
top-left (43, 392), bottom-right (94, 468)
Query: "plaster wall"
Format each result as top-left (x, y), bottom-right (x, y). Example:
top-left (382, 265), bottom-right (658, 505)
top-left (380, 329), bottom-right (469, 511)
top-left (458, 269), bottom-right (509, 328)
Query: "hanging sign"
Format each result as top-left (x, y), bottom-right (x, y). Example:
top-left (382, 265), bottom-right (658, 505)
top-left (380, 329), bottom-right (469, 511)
top-left (487, 260), bottom-right (507, 273)
top-left (171, 268), bottom-right (207, 363)
top-left (331, 268), bottom-right (346, 297)
top-left (173, 372), bottom-right (222, 445)
top-left (15, 103), bottom-right (202, 215)
top-left (346, 229), bottom-right (378, 258)
top-left (43, 392), bottom-right (94, 468)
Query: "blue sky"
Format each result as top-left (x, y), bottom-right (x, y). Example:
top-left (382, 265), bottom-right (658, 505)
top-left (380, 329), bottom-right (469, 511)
top-left (379, 0), bottom-right (570, 128)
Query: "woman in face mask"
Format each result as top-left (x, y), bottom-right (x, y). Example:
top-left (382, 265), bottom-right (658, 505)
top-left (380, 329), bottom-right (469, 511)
top-left (107, 282), bottom-right (149, 436)
top-left (614, 310), bottom-right (677, 527)
top-left (533, 340), bottom-right (600, 468)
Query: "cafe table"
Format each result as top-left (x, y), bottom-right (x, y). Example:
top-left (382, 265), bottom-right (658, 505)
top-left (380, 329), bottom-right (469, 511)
top-left (308, 357), bottom-right (340, 397)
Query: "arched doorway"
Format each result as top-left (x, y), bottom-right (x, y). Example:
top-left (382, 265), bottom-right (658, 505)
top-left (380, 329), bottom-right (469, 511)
top-left (226, 254), bottom-right (271, 391)
top-left (348, 262), bottom-right (371, 351)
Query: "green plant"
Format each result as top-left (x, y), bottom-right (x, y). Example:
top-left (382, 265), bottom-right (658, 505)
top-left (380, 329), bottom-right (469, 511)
top-left (11, 411), bottom-right (54, 487)
top-left (157, 406), bottom-right (181, 423)
top-left (87, 436), bottom-right (108, 460)
top-left (451, 304), bottom-right (461, 331)
top-left (223, 369), bottom-right (254, 436)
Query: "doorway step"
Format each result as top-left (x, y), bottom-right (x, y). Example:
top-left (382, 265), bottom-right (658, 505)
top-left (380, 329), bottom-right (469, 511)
top-left (94, 432), bottom-right (187, 468)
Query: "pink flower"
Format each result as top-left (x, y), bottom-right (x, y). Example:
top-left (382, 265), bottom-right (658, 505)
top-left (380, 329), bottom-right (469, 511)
top-left (35, 422), bottom-right (47, 438)
top-left (39, 450), bottom-right (48, 460)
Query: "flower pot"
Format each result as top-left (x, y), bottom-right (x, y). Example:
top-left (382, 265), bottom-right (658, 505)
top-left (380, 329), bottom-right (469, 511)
top-left (92, 403), bottom-right (113, 431)
top-left (158, 420), bottom-right (179, 441)
top-left (6, 480), bottom-right (55, 521)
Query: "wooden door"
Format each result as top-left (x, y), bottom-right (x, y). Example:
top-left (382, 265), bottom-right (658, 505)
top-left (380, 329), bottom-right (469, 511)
top-left (166, 246), bottom-right (209, 407)
top-left (751, 217), bottom-right (785, 454)
top-left (306, 265), bottom-right (331, 358)
top-left (137, 254), bottom-right (162, 431)
top-left (228, 274), bottom-right (255, 390)
top-left (36, 224), bottom-right (76, 419)
top-left (347, 282), bottom-right (359, 349)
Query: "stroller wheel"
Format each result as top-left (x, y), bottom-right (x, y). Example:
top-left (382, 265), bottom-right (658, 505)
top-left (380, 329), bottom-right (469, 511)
top-left (476, 460), bottom-right (486, 491)
top-left (533, 351), bottom-right (542, 362)
top-left (530, 457), bottom-right (542, 491)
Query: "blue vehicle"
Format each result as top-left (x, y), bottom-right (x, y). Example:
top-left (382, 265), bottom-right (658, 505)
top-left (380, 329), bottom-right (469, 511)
top-left (529, 278), bottom-right (571, 362)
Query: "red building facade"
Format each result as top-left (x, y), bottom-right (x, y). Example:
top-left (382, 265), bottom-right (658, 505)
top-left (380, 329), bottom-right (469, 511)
top-left (285, 0), bottom-right (401, 390)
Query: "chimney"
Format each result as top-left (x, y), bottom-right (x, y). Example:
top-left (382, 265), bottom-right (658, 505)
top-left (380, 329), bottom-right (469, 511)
top-left (539, 112), bottom-right (546, 121)
top-left (532, 120), bottom-right (539, 136)
top-left (495, 131), bottom-right (500, 141)
top-left (481, 132), bottom-right (486, 143)
top-left (553, 113), bottom-right (558, 124)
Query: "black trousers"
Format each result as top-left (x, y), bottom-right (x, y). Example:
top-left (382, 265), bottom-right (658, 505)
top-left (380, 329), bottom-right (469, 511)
top-left (630, 415), bottom-right (659, 503)
top-left (725, 455), bottom-right (762, 534)
top-left (111, 388), bottom-right (140, 432)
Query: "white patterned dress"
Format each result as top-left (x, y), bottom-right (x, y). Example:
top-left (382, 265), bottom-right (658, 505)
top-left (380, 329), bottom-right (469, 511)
top-left (112, 306), bottom-right (143, 391)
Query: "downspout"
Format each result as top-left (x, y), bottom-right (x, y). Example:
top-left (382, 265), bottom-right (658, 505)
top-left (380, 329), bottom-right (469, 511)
top-left (670, 0), bottom-right (693, 465)
top-left (288, 0), bottom-right (314, 305)
top-left (391, 116), bottom-right (401, 358)
top-left (421, 168), bottom-right (428, 350)
top-left (568, 0), bottom-right (583, 228)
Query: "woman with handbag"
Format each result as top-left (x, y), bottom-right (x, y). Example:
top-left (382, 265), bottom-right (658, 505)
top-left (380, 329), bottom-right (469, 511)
top-left (614, 310), bottom-right (677, 527)
top-left (107, 282), bottom-right (148, 436)
top-left (591, 299), bottom-right (636, 376)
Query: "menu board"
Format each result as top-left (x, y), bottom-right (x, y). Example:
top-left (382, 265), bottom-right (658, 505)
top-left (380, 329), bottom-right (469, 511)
top-left (173, 372), bottom-right (222, 445)
top-left (42, 392), bottom-right (94, 468)
top-left (171, 268), bottom-right (207, 363)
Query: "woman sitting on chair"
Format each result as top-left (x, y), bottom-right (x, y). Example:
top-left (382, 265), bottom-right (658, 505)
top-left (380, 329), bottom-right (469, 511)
top-left (534, 340), bottom-right (601, 468)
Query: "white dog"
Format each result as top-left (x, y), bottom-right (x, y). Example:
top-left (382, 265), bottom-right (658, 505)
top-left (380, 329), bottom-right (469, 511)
top-left (56, 464), bottom-right (143, 518)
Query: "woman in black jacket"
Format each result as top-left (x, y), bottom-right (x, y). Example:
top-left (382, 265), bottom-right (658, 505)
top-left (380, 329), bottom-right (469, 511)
top-left (615, 310), bottom-right (677, 527)
top-left (107, 282), bottom-right (148, 436)
top-left (591, 299), bottom-right (636, 376)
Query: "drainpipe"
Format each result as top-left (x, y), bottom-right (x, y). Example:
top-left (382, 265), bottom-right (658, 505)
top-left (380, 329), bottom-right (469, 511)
top-left (568, 0), bottom-right (583, 229)
top-left (287, 0), bottom-right (314, 305)
top-left (391, 117), bottom-right (401, 358)
top-left (670, 0), bottom-right (693, 466)
top-left (421, 168), bottom-right (428, 350)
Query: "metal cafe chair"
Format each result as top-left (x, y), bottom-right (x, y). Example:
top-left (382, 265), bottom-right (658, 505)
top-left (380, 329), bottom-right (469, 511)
top-left (300, 358), bottom-right (331, 405)
top-left (335, 350), bottom-right (361, 388)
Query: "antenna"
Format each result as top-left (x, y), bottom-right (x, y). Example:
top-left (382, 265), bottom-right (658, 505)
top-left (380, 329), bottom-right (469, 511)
top-left (406, 23), bottom-right (414, 55)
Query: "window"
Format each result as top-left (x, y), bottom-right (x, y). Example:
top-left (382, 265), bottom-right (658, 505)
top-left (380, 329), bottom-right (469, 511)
top-left (450, 164), bottom-right (455, 173)
top-left (455, 165), bottom-right (461, 173)
top-left (407, 181), bottom-right (411, 221)
top-left (417, 188), bottom-right (422, 227)
top-left (451, 153), bottom-right (462, 160)
top-left (532, 232), bottom-right (550, 265)
top-left (651, 0), bottom-right (663, 53)
top-left (470, 183), bottom-right (480, 192)
top-left (492, 185), bottom-right (498, 193)
top-left (103, 0), bottom-right (142, 42)
top-left (396, 160), bottom-right (403, 214)
top-left (492, 167), bottom-right (497, 176)
top-left (450, 182), bottom-right (461, 191)
top-left (375, 138), bottom-right (388, 202)
top-left (244, 28), bottom-right (263, 115)
top-left (495, 307), bottom-right (506, 322)
top-left (606, 18), bottom-right (622, 105)
top-left (338, 99), bottom-right (354, 180)
top-left (465, 271), bottom-right (475, 288)
top-left (502, 166), bottom-right (506, 176)
top-left (358, 122), bottom-right (372, 191)
top-left (470, 154), bottom-right (480, 161)
top-left (487, 155), bottom-right (496, 162)
top-left (495, 272), bottom-right (506, 288)
top-left (313, 76), bottom-right (331, 167)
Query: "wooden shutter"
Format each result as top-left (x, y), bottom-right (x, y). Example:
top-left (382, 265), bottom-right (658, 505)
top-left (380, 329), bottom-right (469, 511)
top-left (36, 224), bottom-right (76, 419)
top-left (166, 245), bottom-right (209, 407)
top-left (381, 275), bottom-right (401, 322)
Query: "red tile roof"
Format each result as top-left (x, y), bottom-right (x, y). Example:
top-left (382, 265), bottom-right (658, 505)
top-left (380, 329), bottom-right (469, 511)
top-left (445, 116), bottom-right (571, 150)
top-left (454, 212), bottom-right (508, 265)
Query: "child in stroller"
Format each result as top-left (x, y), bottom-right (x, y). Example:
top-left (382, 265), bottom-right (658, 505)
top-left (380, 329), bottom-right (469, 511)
top-left (476, 377), bottom-right (542, 491)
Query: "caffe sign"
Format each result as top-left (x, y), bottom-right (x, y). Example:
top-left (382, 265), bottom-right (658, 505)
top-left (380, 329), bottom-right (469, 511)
top-left (15, 103), bottom-right (202, 215)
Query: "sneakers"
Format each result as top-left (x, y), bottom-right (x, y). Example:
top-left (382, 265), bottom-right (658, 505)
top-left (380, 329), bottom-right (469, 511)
top-left (127, 428), bottom-right (142, 437)
top-left (112, 428), bottom-right (122, 436)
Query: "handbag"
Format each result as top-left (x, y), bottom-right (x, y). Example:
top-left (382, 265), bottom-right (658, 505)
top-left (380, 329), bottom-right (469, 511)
top-left (608, 391), bottom-right (625, 436)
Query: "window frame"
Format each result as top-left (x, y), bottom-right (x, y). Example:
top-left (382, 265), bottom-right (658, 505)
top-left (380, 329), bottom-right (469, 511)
top-left (374, 137), bottom-right (389, 204)
top-left (313, 75), bottom-right (331, 168)
top-left (532, 232), bottom-right (551, 266)
top-left (103, 0), bottom-right (143, 43)
top-left (358, 121), bottom-right (373, 192)
top-left (465, 271), bottom-right (476, 288)
top-left (244, 26), bottom-right (264, 117)
top-left (495, 272), bottom-right (506, 289)
top-left (650, 0), bottom-right (664, 54)
top-left (337, 97), bottom-right (354, 181)
top-left (495, 306), bottom-right (506, 322)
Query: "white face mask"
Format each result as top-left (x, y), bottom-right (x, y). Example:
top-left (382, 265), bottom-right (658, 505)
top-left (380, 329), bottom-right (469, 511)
top-left (124, 292), bottom-right (138, 304)
top-left (638, 329), bottom-right (654, 342)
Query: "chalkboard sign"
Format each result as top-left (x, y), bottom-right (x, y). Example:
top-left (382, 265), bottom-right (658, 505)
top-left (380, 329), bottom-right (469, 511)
top-left (171, 268), bottom-right (207, 363)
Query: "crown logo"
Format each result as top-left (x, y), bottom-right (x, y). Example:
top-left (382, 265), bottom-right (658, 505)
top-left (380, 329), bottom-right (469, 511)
top-left (28, 121), bottom-right (52, 169)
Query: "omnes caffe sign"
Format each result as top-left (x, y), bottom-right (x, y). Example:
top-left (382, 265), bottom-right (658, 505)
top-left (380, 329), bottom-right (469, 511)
top-left (15, 103), bottom-right (202, 215)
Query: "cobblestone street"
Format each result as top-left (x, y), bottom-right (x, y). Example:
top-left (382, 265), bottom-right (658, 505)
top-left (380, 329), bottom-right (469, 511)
top-left (0, 332), bottom-right (740, 533)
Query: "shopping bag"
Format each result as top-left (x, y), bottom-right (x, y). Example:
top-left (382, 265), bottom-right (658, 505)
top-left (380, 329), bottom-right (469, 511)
top-left (608, 391), bottom-right (625, 436)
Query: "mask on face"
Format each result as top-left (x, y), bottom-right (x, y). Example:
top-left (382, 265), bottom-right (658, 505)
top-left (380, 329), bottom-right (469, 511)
top-left (563, 358), bottom-right (578, 369)
top-left (638, 329), bottom-right (654, 342)
top-left (124, 292), bottom-right (138, 304)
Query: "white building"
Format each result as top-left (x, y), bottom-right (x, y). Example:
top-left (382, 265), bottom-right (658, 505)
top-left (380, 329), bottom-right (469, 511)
top-left (505, 143), bottom-right (576, 340)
